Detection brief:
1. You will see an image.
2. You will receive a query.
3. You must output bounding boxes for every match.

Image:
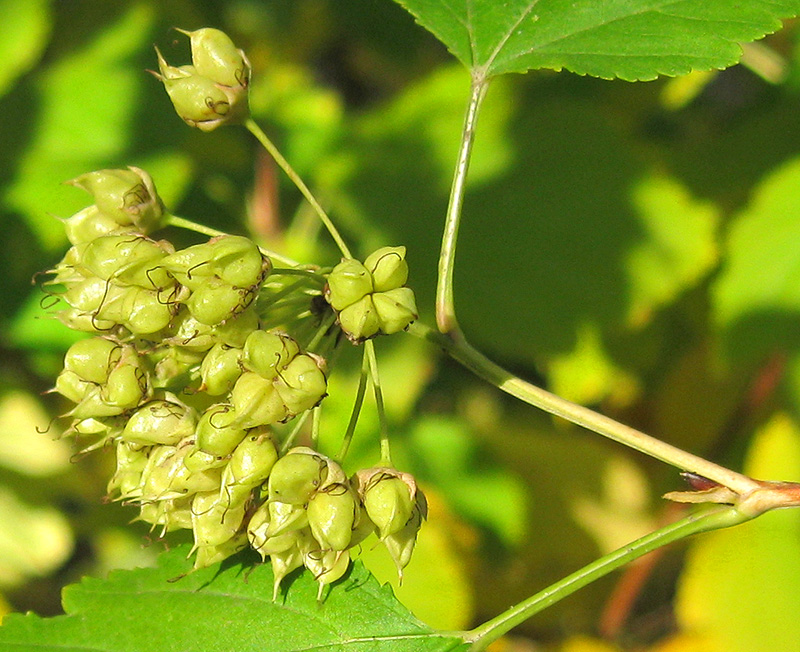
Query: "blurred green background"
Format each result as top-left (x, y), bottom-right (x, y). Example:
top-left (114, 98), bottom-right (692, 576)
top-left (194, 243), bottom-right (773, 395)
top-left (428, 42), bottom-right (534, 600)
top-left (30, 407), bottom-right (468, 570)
top-left (2, 1), bottom-right (800, 651)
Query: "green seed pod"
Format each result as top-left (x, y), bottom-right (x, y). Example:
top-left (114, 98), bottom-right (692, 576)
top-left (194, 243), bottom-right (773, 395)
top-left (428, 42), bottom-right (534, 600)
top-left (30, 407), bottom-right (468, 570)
top-left (382, 490), bottom-right (427, 579)
top-left (79, 234), bottom-right (167, 283)
top-left (61, 276), bottom-right (113, 314)
top-left (325, 259), bottom-right (372, 311)
top-left (222, 430), bottom-right (278, 490)
top-left (119, 287), bottom-right (177, 335)
top-left (107, 441), bottom-right (150, 498)
top-left (274, 354), bottom-right (327, 416)
top-left (307, 482), bottom-right (358, 551)
top-left (64, 337), bottom-right (121, 384)
top-left (196, 404), bottom-right (248, 457)
top-left (270, 533), bottom-right (309, 600)
top-left (250, 515), bottom-right (305, 559)
top-left (63, 205), bottom-right (135, 246)
top-left (230, 372), bottom-right (287, 427)
top-left (55, 369), bottom-right (95, 404)
top-left (303, 548), bottom-right (351, 599)
top-left (267, 447), bottom-right (329, 505)
top-left (187, 278), bottom-right (255, 326)
top-left (154, 39), bottom-right (250, 132)
top-left (100, 362), bottom-right (149, 411)
top-left (165, 310), bottom-right (217, 351)
top-left (363, 246), bottom-right (408, 293)
top-left (138, 497), bottom-right (194, 535)
top-left (68, 167), bottom-right (165, 232)
top-left (199, 343), bottom-right (243, 395)
top-left (180, 28), bottom-right (250, 88)
top-left (162, 448), bottom-right (224, 499)
top-left (356, 468), bottom-right (416, 540)
top-left (241, 330), bottom-right (299, 380)
top-left (337, 294), bottom-right (380, 341)
top-left (211, 306), bottom-right (260, 348)
top-left (151, 345), bottom-right (206, 387)
top-left (193, 533), bottom-right (248, 570)
top-left (122, 398), bottom-right (197, 446)
top-left (69, 386), bottom-right (128, 419)
top-left (183, 446), bottom-right (229, 474)
top-left (207, 235), bottom-right (267, 288)
top-left (191, 490), bottom-right (246, 547)
top-left (56, 307), bottom-right (116, 333)
top-left (373, 287), bottom-right (418, 335)
top-left (265, 499), bottom-right (309, 537)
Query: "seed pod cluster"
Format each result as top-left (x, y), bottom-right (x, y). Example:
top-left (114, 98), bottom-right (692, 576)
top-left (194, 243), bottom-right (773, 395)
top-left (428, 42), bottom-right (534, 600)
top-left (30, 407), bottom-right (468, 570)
top-left (248, 447), bottom-right (426, 598)
top-left (43, 166), bottom-right (425, 594)
top-left (325, 246), bottom-right (418, 342)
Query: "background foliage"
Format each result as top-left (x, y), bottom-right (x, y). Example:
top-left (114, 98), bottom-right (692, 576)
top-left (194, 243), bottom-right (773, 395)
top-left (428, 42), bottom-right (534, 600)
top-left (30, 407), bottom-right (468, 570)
top-left (1, 1), bottom-right (800, 650)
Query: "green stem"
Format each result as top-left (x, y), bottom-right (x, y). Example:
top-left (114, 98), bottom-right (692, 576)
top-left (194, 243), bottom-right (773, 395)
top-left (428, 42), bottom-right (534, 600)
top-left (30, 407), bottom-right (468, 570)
top-left (408, 322), bottom-right (760, 495)
top-left (310, 405), bottom-right (321, 449)
top-left (337, 348), bottom-right (370, 461)
top-left (436, 76), bottom-right (489, 334)
top-left (365, 340), bottom-right (392, 466)
top-left (465, 506), bottom-right (751, 651)
top-left (164, 214), bottom-right (300, 267)
top-left (244, 118), bottom-right (352, 259)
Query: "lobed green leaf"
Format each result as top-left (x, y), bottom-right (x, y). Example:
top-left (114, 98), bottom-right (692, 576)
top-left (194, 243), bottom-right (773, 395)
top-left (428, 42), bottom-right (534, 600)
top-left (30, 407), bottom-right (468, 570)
top-left (0, 546), bottom-right (468, 652)
top-left (393, 0), bottom-right (800, 81)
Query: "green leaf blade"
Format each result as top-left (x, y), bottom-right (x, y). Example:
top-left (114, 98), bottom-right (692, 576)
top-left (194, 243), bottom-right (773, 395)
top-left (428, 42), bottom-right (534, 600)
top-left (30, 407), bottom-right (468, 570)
top-left (0, 548), bottom-right (468, 652)
top-left (394, 0), bottom-right (800, 80)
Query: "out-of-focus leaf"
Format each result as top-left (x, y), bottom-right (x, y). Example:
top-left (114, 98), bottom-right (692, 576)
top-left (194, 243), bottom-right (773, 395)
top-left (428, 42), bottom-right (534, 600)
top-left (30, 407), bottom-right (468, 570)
top-left (560, 636), bottom-right (622, 652)
top-left (713, 156), bottom-right (800, 366)
top-left (359, 489), bottom-right (475, 631)
top-left (672, 413), bottom-right (800, 652)
top-left (7, 292), bottom-right (85, 353)
top-left (407, 415), bottom-right (528, 546)
top-left (571, 456), bottom-right (657, 554)
top-left (0, 0), bottom-right (50, 99)
top-left (0, 546), bottom-right (469, 652)
top-left (393, 0), bottom-right (800, 81)
top-left (4, 3), bottom-right (155, 251)
top-left (0, 486), bottom-right (72, 588)
top-left (0, 391), bottom-right (70, 476)
top-left (547, 324), bottom-right (639, 406)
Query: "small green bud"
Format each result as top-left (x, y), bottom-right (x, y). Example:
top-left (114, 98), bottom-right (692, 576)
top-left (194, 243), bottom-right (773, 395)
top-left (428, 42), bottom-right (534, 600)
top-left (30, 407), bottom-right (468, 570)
top-left (325, 259), bottom-right (372, 311)
top-left (195, 404), bottom-right (248, 457)
top-left (373, 287), bottom-right (418, 335)
top-left (270, 534), bottom-right (308, 600)
top-left (69, 386), bottom-right (128, 419)
top-left (242, 330), bottom-right (299, 380)
top-left (122, 398), bottom-right (197, 446)
top-left (230, 372), bottom-right (287, 427)
top-left (267, 447), bottom-right (328, 505)
top-left (79, 234), bottom-right (169, 283)
top-left (137, 497), bottom-right (194, 535)
top-left (199, 343), bottom-right (243, 395)
top-left (68, 167), bottom-right (165, 232)
top-left (274, 354), bottom-right (327, 416)
top-left (363, 246), bottom-right (408, 292)
top-left (337, 294), bottom-right (380, 341)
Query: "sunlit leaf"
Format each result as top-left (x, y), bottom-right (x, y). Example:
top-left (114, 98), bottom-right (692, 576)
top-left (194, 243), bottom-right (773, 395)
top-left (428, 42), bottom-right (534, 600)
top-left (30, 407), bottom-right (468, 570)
top-left (393, 0), bottom-right (800, 81)
top-left (673, 413), bottom-right (800, 652)
top-left (0, 0), bottom-right (50, 98)
top-left (712, 156), bottom-right (800, 365)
